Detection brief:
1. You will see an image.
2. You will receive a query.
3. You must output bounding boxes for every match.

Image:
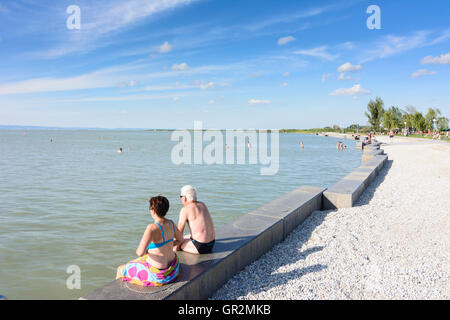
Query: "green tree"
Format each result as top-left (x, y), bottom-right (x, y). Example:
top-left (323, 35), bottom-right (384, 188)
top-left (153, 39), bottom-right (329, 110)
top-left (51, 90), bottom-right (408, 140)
top-left (332, 125), bottom-right (341, 132)
top-left (411, 112), bottom-right (426, 132)
top-left (425, 108), bottom-right (439, 131)
top-left (383, 111), bottom-right (394, 130)
top-left (346, 124), bottom-right (361, 132)
top-left (382, 106), bottom-right (402, 129)
top-left (365, 97), bottom-right (385, 131)
top-left (437, 116), bottom-right (449, 131)
top-left (390, 106), bottom-right (403, 129)
top-left (401, 111), bottom-right (412, 129)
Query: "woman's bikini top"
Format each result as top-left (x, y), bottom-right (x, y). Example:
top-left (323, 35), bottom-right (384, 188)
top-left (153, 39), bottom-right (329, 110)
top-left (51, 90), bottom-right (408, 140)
top-left (147, 221), bottom-right (175, 250)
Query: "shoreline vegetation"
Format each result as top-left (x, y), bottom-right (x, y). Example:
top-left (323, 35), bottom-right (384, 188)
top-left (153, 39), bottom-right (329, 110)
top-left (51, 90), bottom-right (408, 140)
top-left (2, 97), bottom-right (448, 141)
top-left (282, 97), bottom-right (450, 142)
top-left (2, 126), bottom-right (448, 142)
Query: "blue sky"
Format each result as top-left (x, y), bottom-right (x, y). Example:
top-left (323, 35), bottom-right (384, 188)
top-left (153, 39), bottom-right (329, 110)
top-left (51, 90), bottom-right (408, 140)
top-left (0, 0), bottom-right (449, 129)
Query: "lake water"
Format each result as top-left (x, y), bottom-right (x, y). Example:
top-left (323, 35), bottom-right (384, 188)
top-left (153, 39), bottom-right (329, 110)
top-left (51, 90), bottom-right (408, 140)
top-left (0, 130), bottom-right (362, 299)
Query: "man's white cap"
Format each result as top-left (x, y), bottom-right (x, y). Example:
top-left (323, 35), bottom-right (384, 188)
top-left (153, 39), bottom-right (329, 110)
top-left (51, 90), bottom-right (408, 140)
top-left (180, 185), bottom-right (197, 201)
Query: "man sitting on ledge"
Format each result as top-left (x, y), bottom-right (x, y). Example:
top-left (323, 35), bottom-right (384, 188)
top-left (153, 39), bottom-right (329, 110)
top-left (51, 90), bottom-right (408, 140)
top-left (174, 185), bottom-right (215, 254)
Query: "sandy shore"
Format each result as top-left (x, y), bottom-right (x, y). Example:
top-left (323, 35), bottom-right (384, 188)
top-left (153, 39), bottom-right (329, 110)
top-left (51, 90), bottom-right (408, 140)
top-left (212, 137), bottom-right (450, 300)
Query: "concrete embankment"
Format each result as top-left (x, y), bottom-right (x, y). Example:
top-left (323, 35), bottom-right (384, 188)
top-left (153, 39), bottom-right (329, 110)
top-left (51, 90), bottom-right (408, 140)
top-left (212, 138), bottom-right (450, 299)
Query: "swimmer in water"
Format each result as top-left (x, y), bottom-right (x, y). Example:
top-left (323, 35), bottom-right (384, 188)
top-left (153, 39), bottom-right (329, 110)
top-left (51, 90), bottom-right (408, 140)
top-left (117, 147), bottom-right (123, 154)
top-left (248, 141), bottom-right (251, 149)
top-left (300, 141), bottom-right (304, 150)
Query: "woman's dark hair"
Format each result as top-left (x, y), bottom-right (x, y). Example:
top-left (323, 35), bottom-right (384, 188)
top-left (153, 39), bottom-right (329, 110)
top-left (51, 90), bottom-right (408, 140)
top-left (149, 196), bottom-right (169, 217)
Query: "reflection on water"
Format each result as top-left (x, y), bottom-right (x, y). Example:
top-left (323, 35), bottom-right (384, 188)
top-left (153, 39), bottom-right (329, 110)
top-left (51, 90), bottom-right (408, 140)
top-left (0, 130), bottom-right (361, 299)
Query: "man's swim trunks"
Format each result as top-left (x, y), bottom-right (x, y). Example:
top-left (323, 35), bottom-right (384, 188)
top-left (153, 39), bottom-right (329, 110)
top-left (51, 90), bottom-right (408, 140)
top-left (190, 237), bottom-right (215, 254)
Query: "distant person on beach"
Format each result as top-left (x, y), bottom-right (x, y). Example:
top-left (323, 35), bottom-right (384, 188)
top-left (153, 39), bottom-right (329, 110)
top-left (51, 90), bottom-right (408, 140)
top-left (116, 196), bottom-right (183, 286)
top-left (174, 185), bottom-right (215, 254)
top-left (300, 141), bottom-right (304, 150)
top-left (389, 129), bottom-right (394, 143)
top-left (117, 147), bottom-right (123, 154)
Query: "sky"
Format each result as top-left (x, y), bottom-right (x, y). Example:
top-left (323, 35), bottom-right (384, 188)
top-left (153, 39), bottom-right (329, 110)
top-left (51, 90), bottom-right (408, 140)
top-left (0, 0), bottom-right (449, 129)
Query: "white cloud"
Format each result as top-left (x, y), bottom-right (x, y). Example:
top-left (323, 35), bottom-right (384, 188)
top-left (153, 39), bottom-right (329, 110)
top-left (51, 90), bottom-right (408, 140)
top-left (84, 0), bottom-right (197, 37)
top-left (208, 99), bottom-right (216, 105)
top-left (244, 6), bottom-right (330, 31)
top-left (199, 82), bottom-right (215, 90)
top-left (172, 62), bottom-right (190, 71)
top-left (329, 84), bottom-right (370, 96)
top-left (0, 58), bottom-right (241, 96)
top-left (294, 46), bottom-right (338, 61)
top-left (338, 73), bottom-right (352, 81)
top-left (143, 80), bottom-right (231, 91)
top-left (321, 73), bottom-right (333, 83)
top-left (66, 93), bottom-right (180, 102)
top-left (278, 36), bottom-right (296, 46)
top-left (421, 52), bottom-right (450, 65)
top-left (248, 99), bottom-right (271, 105)
top-left (282, 72), bottom-right (290, 77)
top-left (0, 73), bottom-right (112, 95)
top-left (143, 83), bottom-right (193, 91)
top-left (38, 0), bottom-right (198, 58)
top-left (117, 80), bottom-right (139, 87)
top-left (360, 30), bottom-right (450, 63)
top-left (411, 69), bottom-right (437, 78)
top-left (156, 41), bottom-right (173, 53)
top-left (192, 81), bottom-right (231, 90)
top-left (337, 62), bottom-right (363, 73)
top-left (173, 96), bottom-right (180, 102)
top-left (339, 41), bottom-right (356, 50)
top-left (281, 82), bottom-right (289, 87)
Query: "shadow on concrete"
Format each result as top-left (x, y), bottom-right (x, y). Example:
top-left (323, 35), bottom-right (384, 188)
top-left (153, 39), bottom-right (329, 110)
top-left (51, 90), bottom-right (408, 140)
top-left (212, 209), bottom-right (330, 298)
top-left (354, 159), bottom-right (393, 207)
top-left (212, 236), bottom-right (255, 253)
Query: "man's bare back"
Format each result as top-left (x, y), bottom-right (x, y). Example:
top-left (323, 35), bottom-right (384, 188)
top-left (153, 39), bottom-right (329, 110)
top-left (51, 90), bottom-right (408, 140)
top-left (175, 185), bottom-right (215, 254)
top-left (181, 201), bottom-right (215, 243)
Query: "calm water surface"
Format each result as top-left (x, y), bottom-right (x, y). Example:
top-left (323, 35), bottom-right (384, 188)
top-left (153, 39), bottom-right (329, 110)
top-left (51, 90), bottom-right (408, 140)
top-left (0, 130), bottom-right (362, 299)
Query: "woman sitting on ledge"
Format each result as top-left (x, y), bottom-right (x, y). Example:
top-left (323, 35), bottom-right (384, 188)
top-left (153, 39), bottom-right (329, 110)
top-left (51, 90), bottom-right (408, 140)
top-left (116, 196), bottom-right (183, 287)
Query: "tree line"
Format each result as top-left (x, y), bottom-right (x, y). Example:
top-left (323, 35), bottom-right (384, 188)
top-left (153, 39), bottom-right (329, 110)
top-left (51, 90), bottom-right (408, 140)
top-left (365, 97), bottom-right (449, 132)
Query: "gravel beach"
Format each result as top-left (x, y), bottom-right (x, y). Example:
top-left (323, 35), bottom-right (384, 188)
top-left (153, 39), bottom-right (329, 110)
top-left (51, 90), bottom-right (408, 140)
top-left (211, 137), bottom-right (450, 300)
